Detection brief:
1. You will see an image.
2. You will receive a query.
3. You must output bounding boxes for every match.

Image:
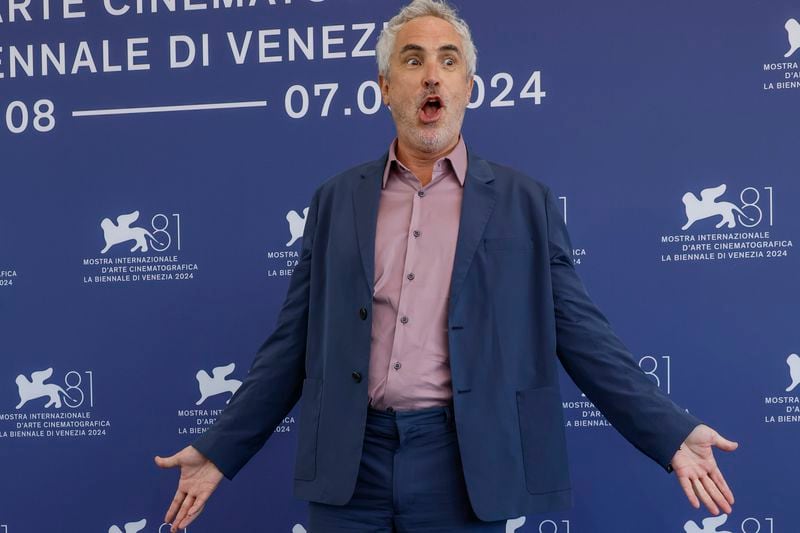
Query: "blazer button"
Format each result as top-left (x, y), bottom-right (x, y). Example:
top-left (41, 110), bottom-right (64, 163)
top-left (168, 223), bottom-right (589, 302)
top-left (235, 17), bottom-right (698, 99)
top-left (359, 307), bottom-right (368, 320)
top-left (352, 371), bottom-right (362, 383)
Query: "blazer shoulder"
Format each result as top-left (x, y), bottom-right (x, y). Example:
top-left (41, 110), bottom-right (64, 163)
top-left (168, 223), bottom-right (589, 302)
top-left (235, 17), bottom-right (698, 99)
top-left (314, 155), bottom-right (387, 198)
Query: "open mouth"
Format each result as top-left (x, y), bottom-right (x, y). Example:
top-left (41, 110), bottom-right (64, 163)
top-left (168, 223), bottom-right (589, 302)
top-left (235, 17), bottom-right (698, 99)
top-left (419, 95), bottom-right (444, 123)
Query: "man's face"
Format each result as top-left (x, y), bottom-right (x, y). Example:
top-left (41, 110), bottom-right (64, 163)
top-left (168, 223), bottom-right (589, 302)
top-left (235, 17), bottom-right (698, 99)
top-left (380, 16), bottom-right (474, 154)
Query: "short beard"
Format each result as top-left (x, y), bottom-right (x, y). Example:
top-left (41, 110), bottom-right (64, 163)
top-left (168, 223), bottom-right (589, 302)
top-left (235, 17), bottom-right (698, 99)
top-left (392, 104), bottom-right (466, 154)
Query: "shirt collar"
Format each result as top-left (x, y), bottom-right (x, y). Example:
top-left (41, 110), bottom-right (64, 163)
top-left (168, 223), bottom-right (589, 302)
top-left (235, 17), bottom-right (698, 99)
top-left (381, 135), bottom-right (468, 189)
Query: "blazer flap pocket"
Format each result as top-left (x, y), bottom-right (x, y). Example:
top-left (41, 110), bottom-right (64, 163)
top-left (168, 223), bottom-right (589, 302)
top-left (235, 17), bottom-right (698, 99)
top-left (294, 378), bottom-right (323, 480)
top-left (516, 386), bottom-right (571, 494)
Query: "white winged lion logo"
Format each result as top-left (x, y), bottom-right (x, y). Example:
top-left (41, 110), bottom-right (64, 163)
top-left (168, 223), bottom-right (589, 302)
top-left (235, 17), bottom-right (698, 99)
top-left (684, 514), bottom-right (733, 533)
top-left (681, 184), bottom-right (754, 230)
top-left (785, 18), bottom-right (800, 58)
top-left (100, 210), bottom-right (165, 253)
top-left (196, 363), bottom-right (243, 405)
top-left (15, 368), bottom-right (75, 409)
top-left (286, 207), bottom-right (309, 247)
top-left (108, 518), bottom-right (147, 533)
top-left (786, 353), bottom-right (800, 392)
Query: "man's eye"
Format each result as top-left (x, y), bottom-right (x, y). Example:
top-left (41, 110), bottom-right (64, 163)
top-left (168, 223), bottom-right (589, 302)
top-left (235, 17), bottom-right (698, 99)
top-left (443, 58), bottom-right (456, 66)
top-left (406, 58), bottom-right (420, 65)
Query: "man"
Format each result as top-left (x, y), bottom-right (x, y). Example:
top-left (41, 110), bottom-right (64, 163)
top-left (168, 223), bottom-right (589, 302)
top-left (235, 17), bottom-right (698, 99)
top-left (155, 1), bottom-right (738, 531)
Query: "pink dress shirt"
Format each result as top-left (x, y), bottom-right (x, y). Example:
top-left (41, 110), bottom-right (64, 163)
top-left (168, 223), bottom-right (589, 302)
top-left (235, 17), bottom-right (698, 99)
top-left (367, 136), bottom-right (468, 411)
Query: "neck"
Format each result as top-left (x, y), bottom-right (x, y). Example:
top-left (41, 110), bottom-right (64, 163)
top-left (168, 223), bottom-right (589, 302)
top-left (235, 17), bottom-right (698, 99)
top-left (395, 134), bottom-right (460, 187)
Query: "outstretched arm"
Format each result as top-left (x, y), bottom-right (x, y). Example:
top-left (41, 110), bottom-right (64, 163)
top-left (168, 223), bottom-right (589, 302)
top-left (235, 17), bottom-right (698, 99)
top-left (189, 186), bottom-right (322, 480)
top-left (155, 186), bottom-right (322, 531)
top-left (543, 188), bottom-right (736, 514)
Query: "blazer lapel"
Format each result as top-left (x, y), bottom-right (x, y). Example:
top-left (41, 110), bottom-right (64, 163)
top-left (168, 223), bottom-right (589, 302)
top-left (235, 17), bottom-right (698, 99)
top-left (351, 148), bottom-right (496, 311)
top-left (352, 152), bottom-right (388, 295)
top-left (448, 152), bottom-right (496, 317)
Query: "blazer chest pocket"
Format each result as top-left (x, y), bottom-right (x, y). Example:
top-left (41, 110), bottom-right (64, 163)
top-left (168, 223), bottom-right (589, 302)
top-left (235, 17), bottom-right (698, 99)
top-left (483, 236), bottom-right (534, 252)
top-left (294, 378), bottom-right (323, 481)
top-left (516, 386), bottom-right (571, 495)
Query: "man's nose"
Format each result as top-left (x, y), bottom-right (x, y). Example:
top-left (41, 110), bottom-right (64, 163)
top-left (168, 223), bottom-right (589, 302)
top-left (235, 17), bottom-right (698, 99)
top-left (422, 64), bottom-right (441, 88)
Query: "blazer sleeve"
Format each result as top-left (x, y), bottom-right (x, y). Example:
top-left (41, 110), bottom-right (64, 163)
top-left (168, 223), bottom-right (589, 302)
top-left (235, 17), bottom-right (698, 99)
top-left (191, 186), bottom-right (321, 480)
top-left (543, 187), bottom-right (701, 472)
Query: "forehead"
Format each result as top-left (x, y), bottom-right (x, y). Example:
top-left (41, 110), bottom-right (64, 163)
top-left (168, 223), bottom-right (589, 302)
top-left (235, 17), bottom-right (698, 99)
top-left (393, 15), bottom-right (463, 53)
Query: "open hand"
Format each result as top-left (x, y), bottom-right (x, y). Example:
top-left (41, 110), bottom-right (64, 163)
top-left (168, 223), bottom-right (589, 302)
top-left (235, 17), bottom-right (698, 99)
top-left (671, 424), bottom-right (738, 515)
top-left (154, 445), bottom-right (224, 532)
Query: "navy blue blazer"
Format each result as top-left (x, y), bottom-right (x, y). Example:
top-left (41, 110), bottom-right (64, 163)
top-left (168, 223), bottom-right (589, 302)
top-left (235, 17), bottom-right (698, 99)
top-left (192, 148), bottom-right (701, 521)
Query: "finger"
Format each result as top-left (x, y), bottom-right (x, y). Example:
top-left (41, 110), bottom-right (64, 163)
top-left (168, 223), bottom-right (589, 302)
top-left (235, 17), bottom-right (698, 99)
top-left (164, 488), bottom-right (186, 524)
top-left (693, 478), bottom-right (719, 515)
top-left (712, 433), bottom-right (739, 452)
top-left (711, 469), bottom-right (735, 505)
top-left (186, 492), bottom-right (210, 517)
top-left (155, 454), bottom-right (179, 469)
top-left (172, 494), bottom-right (196, 533)
top-left (678, 476), bottom-right (700, 509)
top-left (700, 474), bottom-right (731, 514)
top-left (176, 488), bottom-right (212, 529)
top-left (177, 502), bottom-right (205, 530)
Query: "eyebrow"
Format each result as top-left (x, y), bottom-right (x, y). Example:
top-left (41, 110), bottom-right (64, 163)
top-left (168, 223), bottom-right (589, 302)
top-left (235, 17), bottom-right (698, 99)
top-left (398, 43), bottom-right (463, 56)
top-left (439, 44), bottom-right (462, 55)
top-left (399, 44), bottom-right (424, 54)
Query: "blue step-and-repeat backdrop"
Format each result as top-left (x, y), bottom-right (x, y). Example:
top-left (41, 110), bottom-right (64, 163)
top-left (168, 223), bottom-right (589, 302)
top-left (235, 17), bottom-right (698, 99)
top-left (1, 1), bottom-right (798, 531)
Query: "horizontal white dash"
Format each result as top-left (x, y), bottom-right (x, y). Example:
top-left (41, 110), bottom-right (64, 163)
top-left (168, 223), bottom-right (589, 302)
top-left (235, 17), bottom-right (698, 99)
top-left (72, 100), bottom-right (268, 117)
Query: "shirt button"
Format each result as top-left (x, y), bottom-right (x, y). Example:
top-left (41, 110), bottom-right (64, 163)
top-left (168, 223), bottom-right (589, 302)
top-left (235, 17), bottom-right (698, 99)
top-left (386, 406), bottom-right (394, 413)
top-left (393, 362), bottom-right (402, 370)
top-left (406, 272), bottom-right (415, 281)
top-left (400, 316), bottom-right (409, 324)
top-left (359, 307), bottom-right (368, 320)
top-left (351, 371), bottom-right (362, 383)
top-left (417, 190), bottom-right (425, 197)
top-left (413, 230), bottom-right (421, 238)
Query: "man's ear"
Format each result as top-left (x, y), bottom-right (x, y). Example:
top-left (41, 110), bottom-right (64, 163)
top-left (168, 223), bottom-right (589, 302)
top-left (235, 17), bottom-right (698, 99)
top-left (379, 73), bottom-right (390, 106)
top-left (467, 75), bottom-right (474, 97)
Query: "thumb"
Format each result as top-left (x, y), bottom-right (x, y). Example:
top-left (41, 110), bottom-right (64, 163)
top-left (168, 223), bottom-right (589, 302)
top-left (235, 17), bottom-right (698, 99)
top-left (154, 453), bottom-right (180, 468)
top-left (712, 433), bottom-right (739, 452)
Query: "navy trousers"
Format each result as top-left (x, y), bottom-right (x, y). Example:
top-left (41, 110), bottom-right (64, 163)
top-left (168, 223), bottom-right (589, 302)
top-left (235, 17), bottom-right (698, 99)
top-left (308, 404), bottom-right (507, 532)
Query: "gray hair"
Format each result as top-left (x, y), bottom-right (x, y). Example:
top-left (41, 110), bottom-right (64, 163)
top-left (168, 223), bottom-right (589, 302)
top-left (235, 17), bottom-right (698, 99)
top-left (376, 0), bottom-right (477, 79)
